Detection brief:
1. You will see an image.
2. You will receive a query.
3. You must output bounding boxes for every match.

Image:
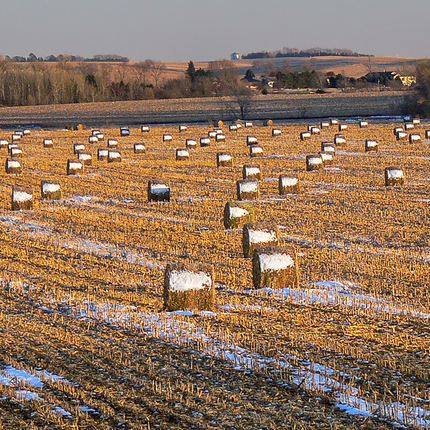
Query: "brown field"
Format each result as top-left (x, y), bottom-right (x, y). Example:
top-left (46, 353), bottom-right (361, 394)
top-left (0, 118), bottom-right (429, 429)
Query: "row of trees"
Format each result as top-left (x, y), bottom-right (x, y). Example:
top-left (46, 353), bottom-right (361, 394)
top-left (3, 53), bottom-right (129, 63)
top-left (242, 47), bottom-right (366, 59)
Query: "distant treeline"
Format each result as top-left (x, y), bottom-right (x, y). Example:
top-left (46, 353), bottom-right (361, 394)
top-left (2, 53), bottom-right (129, 63)
top-left (242, 47), bottom-right (369, 59)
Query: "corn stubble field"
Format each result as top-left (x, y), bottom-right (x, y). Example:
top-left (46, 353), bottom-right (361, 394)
top-left (0, 116), bottom-right (429, 430)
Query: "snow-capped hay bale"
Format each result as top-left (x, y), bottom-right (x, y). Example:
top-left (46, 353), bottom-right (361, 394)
top-left (321, 142), bottom-right (335, 153)
top-left (88, 135), bottom-right (98, 144)
top-left (91, 129), bottom-right (100, 136)
top-left (78, 151), bottom-right (92, 166)
top-left (243, 164), bottom-right (262, 180)
top-left (306, 155), bottom-right (323, 171)
top-left (252, 246), bottom-right (299, 289)
top-left (264, 119), bottom-right (274, 126)
top-left (5, 158), bottom-right (22, 174)
top-left (223, 201), bottom-right (254, 229)
top-left (8, 143), bottom-right (18, 152)
top-left (215, 133), bottom-right (226, 142)
top-left (396, 130), bottom-right (408, 140)
top-left (148, 179), bottom-right (170, 202)
top-left (320, 121), bottom-right (330, 128)
top-left (279, 175), bottom-right (300, 194)
top-left (250, 145), bottom-right (263, 157)
top-left (141, 125), bottom-right (150, 133)
top-left (359, 120), bottom-right (368, 128)
top-left (244, 121), bottom-right (253, 128)
top-left (339, 123), bottom-right (348, 131)
top-left (10, 147), bottom-right (23, 158)
top-left (300, 131), bottom-right (311, 141)
top-left (237, 178), bottom-right (259, 201)
top-left (409, 133), bottom-right (421, 144)
top-left (394, 126), bottom-right (403, 136)
top-left (11, 186), bottom-right (33, 211)
top-left (98, 148), bottom-right (109, 161)
top-left (163, 134), bottom-right (173, 142)
top-left (120, 127), bottom-right (130, 137)
top-left (186, 139), bottom-right (197, 149)
top-left (242, 222), bottom-right (279, 258)
top-left (179, 125), bottom-right (188, 132)
top-left (23, 129), bottom-right (31, 136)
top-left (200, 136), bottom-right (211, 147)
top-left (208, 130), bottom-right (217, 139)
top-left (43, 138), bottom-right (53, 148)
top-left (334, 133), bottom-right (346, 146)
top-left (310, 126), bottom-right (321, 135)
top-left (96, 133), bottom-right (104, 141)
top-left (107, 138), bottom-right (118, 148)
top-left (385, 166), bottom-right (404, 186)
top-left (0, 139), bottom-right (8, 148)
top-left (74, 143), bottom-right (85, 154)
top-left (217, 152), bottom-right (233, 167)
top-left (425, 130), bottom-right (430, 139)
top-left (319, 151), bottom-right (334, 165)
top-left (14, 130), bottom-right (23, 137)
top-left (330, 118), bottom-right (339, 125)
top-left (176, 148), bottom-right (190, 161)
top-left (67, 159), bottom-right (84, 175)
top-left (229, 124), bottom-right (238, 132)
top-left (41, 180), bottom-right (61, 200)
top-left (272, 128), bottom-right (282, 137)
top-left (134, 143), bottom-right (146, 154)
top-left (413, 118), bottom-right (421, 125)
top-left (108, 150), bottom-right (122, 163)
top-left (12, 134), bottom-right (21, 142)
top-left (163, 262), bottom-right (215, 311)
top-left (365, 139), bottom-right (378, 152)
top-left (247, 135), bottom-right (258, 145)
top-left (404, 122), bottom-right (414, 130)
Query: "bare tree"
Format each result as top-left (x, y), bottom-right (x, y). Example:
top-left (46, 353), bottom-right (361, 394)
top-left (146, 60), bottom-right (165, 88)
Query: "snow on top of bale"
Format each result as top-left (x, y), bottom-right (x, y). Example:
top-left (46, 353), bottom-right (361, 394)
top-left (169, 270), bottom-right (212, 292)
top-left (258, 252), bottom-right (295, 272)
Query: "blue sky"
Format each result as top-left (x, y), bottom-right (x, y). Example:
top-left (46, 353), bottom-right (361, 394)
top-left (2, 0), bottom-right (430, 61)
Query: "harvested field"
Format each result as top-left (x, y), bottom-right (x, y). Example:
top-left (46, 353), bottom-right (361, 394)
top-left (0, 119), bottom-right (429, 429)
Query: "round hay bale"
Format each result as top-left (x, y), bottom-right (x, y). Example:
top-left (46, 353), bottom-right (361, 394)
top-left (243, 222), bottom-right (280, 258)
top-left (365, 139), bottom-right (378, 152)
top-left (134, 143), bottom-right (146, 154)
top-left (74, 143), bottom-right (85, 154)
top-left (217, 152), bottom-right (233, 167)
top-left (243, 164), bottom-right (262, 180)
top-left (272, 128), bottom-right (282, 137)
top-left (120, 127), bottom-right (130, 137)
top-left (300, 131), bottom-right (311, 141)
top-left (339, 123), bottom-right (348, 131)
top-left (319, 151), bottom-right (334, 165)
top-left (5, 158), bottom-right (22, 174)
top-left (310, 126), bottom-right (321, 135)
top-left (394, 126), bottom-right (403, 136)
top-left (78, 151), bottom-right (92, 166)
top-left (148, 179), bottom-right (170, 202)
top-left (41, 180), bottom-right (61, 200)
top-left (208, 130), bottom-right (217, 139)
top-left (11, 134), bottom-right (21, 142)
top-left (279, 175), bottom-right (300, 194)
top-left (98, 148), bottom-right (109, 161)
top-left (200, 136), bottom-right (211, 147)
top-left (385, 166), bottom-right (404, 186)
top-left (229, 124), bottom-right (238, 132)
top-left (359, 120), bottom-right (369, 128)
top-left (396, 130), bottom-right (408, 140)
top-left (179, 125), bottom-right (188, 132)
top-left (320, 121), bottom-right (330, 128)
top-left (334, 133), bottom-right (346, 146)
top-left (163, 134), bottom-right (173, 142)
top-left (8, 143), bottom-right (18, 152)
top-left (404, 122), bottom-right (414, 130)
top-left (0, 139), bottom-right (8, 148)
top-left (223, 201), bottom-right (254, 229)
top-left (11, 186), bottom-right (33, 211)
top-left (108, 150), bottom-right (122, 163)
top-left (247, 135), bottom-right (258, 145)
top-left (43, 138), bottom-right (53, 148)
top-left (10, 147), bottom-right (23, 158)
top-left (409, 133), bottom-right (421, 144)
top-left (91, 129), bottom-right (100, 136)
top-left (306, 155), bottom-right (323, 171)
top-left (215, 133), bottom-right (226, 142)
top-left (252, 246), bottom-right (299, 289)
top-left (330, 118), bottom-right (339, 126)
top-left (244, 121), bottom-right (253, 128)
top-left (88, 135), bottom-right (98, 144)
top-left (67, 159), bottom-right (84, 175)
top-left (176, 148), bottom-right (190, 161)
top-left (413, 118), bottom-right (421, 125)
top-left (95, 133), bottom-right (104, 141)
top-left (321, 142), bottom-right (335, 153)
top-left (107, 139), bottom-right (118, 148)
top-left (237, 178), bottom-right (259, 201)
top-left (23, 129), bottom-right (31, 136)
top-left (141, 125), bottom-right (151, 133)
top-left (163, 262), bottom-right (215, 311)
top-left (186, 139), bottom-right (197, 149)
top-left (250, 145), bottom-right (263, 157)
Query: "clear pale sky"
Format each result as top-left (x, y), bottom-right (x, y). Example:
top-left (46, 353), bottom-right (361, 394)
top-left (2, 0), bottom-right (430, 62)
